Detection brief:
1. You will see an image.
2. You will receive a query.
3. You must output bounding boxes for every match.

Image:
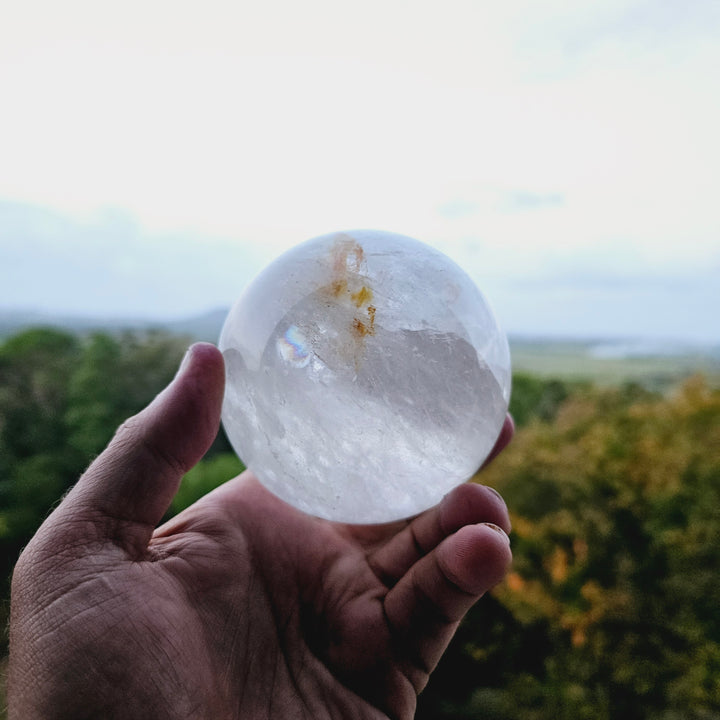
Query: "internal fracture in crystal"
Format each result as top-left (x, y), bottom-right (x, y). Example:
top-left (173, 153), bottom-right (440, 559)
top-left (219, 230), bottom-right (511, 523)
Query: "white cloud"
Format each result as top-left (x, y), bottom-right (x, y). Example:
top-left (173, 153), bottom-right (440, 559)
top-left (0, 0), bottom-right (718, 340)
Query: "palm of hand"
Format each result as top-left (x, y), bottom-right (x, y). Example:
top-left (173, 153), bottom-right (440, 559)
top-left (144, 474), bottom-right (507, 719)
top-left (8, 344), bottom-right (511, 720)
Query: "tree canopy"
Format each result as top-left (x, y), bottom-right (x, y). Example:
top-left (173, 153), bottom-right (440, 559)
top-left (1, 327), bottom-right (718, 719)
top-left (419, 376), bottom-right (720, 719)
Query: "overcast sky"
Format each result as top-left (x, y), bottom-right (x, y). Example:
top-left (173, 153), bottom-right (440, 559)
top-left (1, 0), bottom-right (719, 342)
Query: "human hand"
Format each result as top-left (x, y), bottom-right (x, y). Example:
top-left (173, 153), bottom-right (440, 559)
top-left (8, 343), bottom-right (513, 720)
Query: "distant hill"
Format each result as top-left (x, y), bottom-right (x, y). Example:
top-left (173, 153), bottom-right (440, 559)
top-left (0, 308), bottom-right (229, 344)
top-left (1, 308), bottom-right (718, 387)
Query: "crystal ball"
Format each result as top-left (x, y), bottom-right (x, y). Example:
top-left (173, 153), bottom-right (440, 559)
top-left (219, 230), bottom-right (511, 523)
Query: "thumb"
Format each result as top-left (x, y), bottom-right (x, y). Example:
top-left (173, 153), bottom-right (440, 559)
top-left (58, 342), bottom-right (225, 552)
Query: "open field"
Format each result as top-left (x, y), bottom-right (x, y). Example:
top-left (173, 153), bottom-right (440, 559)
top-left (509, 337), bottom-right (720, 388)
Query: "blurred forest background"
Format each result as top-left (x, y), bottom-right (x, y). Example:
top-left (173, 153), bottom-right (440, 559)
top-left (0, 323), bottom-right (719, 719)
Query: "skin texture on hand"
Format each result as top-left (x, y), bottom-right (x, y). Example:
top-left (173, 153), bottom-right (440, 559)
top-left (8, 343), bottom-right (513, 720)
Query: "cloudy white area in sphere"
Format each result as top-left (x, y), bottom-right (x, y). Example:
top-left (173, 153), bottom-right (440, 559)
top-left (0, 0), bottom-right (718, 342)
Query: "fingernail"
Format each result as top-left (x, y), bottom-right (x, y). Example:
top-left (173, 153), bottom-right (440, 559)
top-left (480, 487), bottom-right (512, 532)
top-left (482, 522), bottom-right (511, 545)
top-left (176, 345), bottom-right (195, 377)
top-left (484, 485), bottom-right (505, 503)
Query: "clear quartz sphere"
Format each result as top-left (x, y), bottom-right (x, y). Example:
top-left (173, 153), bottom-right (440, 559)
top-left (219, 230), bottom-right (511, 523)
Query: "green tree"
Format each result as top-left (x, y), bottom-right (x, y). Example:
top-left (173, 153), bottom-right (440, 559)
top-left (509, 373), bottom-right (573, 427)
top-left (0, 329), bottom-right (84, 560)
top-left (461, 376), bottom-right (720, 720)
top-left (65, 330), bottom-right (188, 456)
